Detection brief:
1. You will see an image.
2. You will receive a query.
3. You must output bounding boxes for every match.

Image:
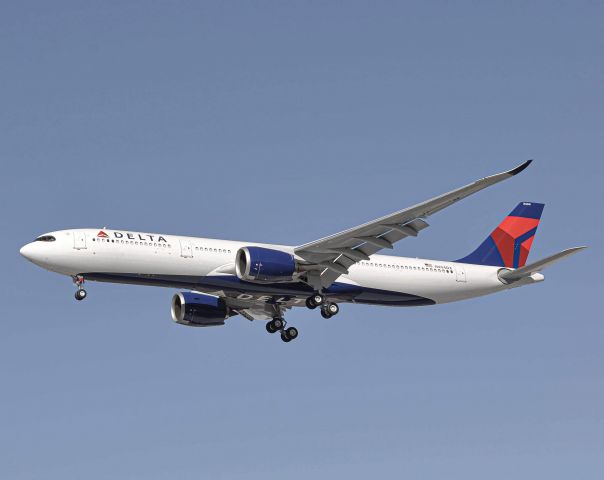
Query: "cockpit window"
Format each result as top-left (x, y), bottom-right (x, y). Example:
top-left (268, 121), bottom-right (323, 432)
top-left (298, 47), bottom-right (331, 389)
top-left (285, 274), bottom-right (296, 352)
top-left (35, 235), bottom-right (56, 242)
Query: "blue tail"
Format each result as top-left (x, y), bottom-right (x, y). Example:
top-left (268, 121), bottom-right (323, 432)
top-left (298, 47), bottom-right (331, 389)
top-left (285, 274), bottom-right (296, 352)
top-left (457, 202), bottom-right (545, 267)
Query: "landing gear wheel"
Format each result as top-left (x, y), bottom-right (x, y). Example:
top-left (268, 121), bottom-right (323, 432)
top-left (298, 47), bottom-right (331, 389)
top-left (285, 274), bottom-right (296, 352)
top-left (320, 309), bottom-right (332, 319)
top-left (285, 327), bottom-right (298, 340)
top-left (271, 318), bottom-right (284, 330)
top-left (326, 302), bottom-right (339, 316)
top-left (305, 297), bottom-right (318, 310)
top-left (306, 293), bottom-right (325, 309)
top-left (281, 326), bottom-right (298, 342)
top-left (75, 289), bottom-right (87, 301)
top-left (312, 293), bottom-right (325, 305)
top-left (266, 317), bottom-right (284, 334)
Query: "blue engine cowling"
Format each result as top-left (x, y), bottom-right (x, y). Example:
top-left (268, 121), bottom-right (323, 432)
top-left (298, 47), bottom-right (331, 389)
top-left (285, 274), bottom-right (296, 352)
top-left (235, 246), bottom-right (296, 282)
top-left (171, 292), bottom-right (233, 327)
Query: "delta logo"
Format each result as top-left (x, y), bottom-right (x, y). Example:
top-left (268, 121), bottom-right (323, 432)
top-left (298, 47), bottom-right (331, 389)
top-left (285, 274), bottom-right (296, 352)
top-left (96, 229), bottom-right (168, 243)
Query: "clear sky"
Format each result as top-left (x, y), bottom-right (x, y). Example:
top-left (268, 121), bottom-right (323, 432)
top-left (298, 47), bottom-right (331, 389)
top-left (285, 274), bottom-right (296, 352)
top-left (1, 1), bottom-right (602, 478)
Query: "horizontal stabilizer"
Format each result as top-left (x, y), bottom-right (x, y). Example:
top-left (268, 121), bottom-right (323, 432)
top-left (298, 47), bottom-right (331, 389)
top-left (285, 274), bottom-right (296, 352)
top-left (498, 246), bottom-right (586, 283)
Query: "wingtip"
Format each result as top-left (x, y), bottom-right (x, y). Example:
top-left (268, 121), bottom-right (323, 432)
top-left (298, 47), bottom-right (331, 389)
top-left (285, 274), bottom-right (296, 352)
top-left (561, 246), bottom-right (588, 257)
top-left (509, 159), bottom-right (533, 176)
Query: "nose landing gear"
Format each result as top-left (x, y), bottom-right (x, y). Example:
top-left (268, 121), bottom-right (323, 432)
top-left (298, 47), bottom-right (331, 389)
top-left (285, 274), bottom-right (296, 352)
top-left (72, 275), bottom-right (87, 301)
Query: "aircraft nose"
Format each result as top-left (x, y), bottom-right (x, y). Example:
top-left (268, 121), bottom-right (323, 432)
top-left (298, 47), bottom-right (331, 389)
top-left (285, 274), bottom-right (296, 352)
top-left (20, 243), bottom-right (34, 260)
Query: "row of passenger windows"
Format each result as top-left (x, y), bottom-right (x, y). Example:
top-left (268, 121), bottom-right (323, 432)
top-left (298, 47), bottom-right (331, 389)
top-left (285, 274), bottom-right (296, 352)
top-left (93, 238), bottom-right (172, 248)
top-left (194, 246), bottom-right (232, 254)
top-left (92, 237), bottom-right (450, 271)
top-left (359, 261), bottom-right (454, 273)
top-left (91, 237), bottom-right (451, 273)
top-left (92, 237), bottom-right (233, 254)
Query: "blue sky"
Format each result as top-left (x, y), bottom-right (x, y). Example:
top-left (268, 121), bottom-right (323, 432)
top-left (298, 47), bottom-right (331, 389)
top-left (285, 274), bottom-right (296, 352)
top-left (1, 1), bottom-right (602, 478)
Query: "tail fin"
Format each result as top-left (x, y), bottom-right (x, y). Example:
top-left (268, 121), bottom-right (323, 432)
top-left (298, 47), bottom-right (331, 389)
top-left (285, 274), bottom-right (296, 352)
top-left (457, 202), bottom-right (545, 267)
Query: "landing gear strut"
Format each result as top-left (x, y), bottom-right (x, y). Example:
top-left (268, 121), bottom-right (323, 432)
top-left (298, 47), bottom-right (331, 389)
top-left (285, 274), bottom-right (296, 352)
top-left (265, 317), bottom-right (299, 343)
top-left (73, 275), bottom-right (87, 301)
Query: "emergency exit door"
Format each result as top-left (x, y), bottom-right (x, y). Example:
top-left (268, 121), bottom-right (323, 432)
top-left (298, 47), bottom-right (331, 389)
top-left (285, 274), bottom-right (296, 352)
top-left (73, 231), bottom-right (87, 250)
top-left (180, 240), bottom-right (193, 258)
top-left (455, 265), bottom-right (467, 282)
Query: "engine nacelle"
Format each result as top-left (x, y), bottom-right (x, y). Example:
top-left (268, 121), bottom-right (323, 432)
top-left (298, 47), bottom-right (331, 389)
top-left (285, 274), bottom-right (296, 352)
top-left (235, 246), bottom-right (296, 282)
top-left (171, 292), bottom-right (232, 327)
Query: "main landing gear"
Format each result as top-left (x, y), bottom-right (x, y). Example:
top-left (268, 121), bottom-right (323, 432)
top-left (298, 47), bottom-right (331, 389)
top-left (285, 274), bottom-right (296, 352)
top-left (305, 293), bottom-right (325, 309)
top-left (306, 294), bottom-right (339, 319)
top-left (73, 275), bottom-right (87, 301)
top-left (266, 317), bottom-right (299, 343)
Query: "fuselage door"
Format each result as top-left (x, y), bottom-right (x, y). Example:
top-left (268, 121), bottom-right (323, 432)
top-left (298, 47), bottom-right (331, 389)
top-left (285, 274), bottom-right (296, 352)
top-left (73, 231), bottom-right (87, 250)
top-left (180, 240), bottom-right (193, 258)
top-left (455, 264), bottom-right (467, 282)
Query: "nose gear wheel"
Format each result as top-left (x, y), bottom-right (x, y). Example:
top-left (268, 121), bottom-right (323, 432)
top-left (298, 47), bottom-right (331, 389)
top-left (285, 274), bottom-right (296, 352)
top-left (72, 275), bottom-right (87, 301)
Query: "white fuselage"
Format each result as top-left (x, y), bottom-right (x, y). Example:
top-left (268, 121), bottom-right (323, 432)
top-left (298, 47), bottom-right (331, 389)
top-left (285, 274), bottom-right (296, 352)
top-left (20, 228), bottom-right (535, 307)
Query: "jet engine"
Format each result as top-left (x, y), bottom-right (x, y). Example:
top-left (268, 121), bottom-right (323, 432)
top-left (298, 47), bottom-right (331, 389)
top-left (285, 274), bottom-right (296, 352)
top-left (235, 246), bottom-right (297, 282)
top-left (171, 292), bottom-right (233, 327)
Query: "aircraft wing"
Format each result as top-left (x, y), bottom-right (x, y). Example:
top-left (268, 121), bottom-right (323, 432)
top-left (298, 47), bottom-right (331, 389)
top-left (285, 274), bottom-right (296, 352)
top-left (295, 160), bottom-right (533, 288)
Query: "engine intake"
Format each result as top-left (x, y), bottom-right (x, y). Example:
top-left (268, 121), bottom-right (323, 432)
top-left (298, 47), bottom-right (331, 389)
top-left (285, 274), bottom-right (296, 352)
top-left (235, 246), bottom-right (296, 282)
top-left (171, 292), bottom-right (232, 327)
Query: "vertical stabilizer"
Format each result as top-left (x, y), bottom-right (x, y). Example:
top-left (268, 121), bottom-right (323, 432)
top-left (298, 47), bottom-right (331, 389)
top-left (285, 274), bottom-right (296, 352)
top-left (457, 202), bottom-right (545, 267)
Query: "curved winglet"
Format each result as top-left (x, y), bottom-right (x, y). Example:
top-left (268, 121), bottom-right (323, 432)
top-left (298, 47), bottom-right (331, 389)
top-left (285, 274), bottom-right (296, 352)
top-left (508, 159), bottom-right (533, 176)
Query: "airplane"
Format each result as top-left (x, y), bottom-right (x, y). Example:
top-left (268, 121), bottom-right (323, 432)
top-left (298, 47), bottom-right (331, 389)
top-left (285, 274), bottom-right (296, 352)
top-left (20, 160), bottom-right (585, 343)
